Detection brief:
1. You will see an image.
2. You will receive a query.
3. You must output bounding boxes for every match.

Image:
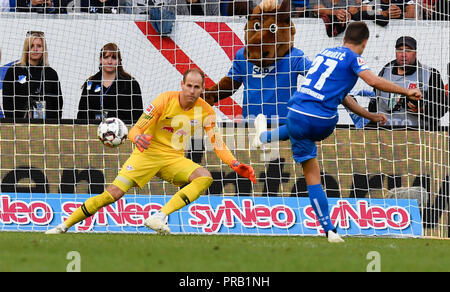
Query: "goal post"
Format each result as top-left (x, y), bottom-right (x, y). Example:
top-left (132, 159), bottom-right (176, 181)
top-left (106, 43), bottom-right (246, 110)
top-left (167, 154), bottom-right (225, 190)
top-left (0, 2), bottom-right (448, 238)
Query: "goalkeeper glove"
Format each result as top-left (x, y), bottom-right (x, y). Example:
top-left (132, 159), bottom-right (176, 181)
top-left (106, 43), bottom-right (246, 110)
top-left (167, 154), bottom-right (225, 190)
top-left (231, 160), bottom-right (256, 183)
top-left (134, 134), bottom-right (152, 152)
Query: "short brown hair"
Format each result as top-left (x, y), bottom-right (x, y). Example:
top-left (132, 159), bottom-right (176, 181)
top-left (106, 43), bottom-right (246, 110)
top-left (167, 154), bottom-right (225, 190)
top-left (344, 22), bottom-right (370, 45)
top-left (183, 68), bottom-right (205, 84)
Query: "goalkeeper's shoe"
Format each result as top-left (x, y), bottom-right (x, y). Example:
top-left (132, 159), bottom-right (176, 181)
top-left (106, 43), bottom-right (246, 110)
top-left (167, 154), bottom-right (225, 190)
top-left (144, 211), bottom-right (170, 235)
top-left (45, 223), bottom-right (68, 235)
top-left (252, 114), bottom-right (267, 149)
top-left (327, 230), bottom-right (345, 243)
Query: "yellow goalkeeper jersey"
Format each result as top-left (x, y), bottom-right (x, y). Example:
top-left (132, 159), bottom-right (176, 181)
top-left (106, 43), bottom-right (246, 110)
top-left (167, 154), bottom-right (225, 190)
top-left (128, 91), bottom-right (235, 166)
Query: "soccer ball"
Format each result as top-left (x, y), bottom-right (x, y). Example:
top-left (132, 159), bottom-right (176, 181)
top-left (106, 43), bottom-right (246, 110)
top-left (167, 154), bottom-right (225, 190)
top-left (98, 117), bottom-right (128, 147)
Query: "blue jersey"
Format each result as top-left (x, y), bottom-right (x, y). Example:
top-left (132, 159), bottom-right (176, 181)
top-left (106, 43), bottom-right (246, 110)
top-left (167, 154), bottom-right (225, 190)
top-left (288, 46), bottom-right (369, 118)
top-left (228, 47), bottom-right (312, 124)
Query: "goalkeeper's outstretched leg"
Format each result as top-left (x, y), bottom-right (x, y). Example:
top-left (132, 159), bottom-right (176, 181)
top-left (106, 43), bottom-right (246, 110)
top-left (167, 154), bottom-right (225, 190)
top-left (45, 176), bottom-right (132, 234)
top-left (144, 167), bottom-right (213, 235)
top-left (45, 168), bottom-right (213, 235)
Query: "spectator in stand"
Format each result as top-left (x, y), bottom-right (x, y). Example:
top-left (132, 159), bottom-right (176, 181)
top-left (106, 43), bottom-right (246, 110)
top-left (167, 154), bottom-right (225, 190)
top-left (121, 0), bottom-right (146, 13)
top-left (199, 0), bottom-right (221, 15)
top-left (379, 0), bottom-right (416, 19)
top-left (368, 36), bottom-right (448, 130)
top-left (420, 0), bottom-right (450, 20)
top-left (238, 0), bottom-right (309, 16)
top-left (421, 0), bottom-right (436, 18)
top-left (184, 0), bottom-right (205, 14)
top-left (2, 31), bottom-right (63, 121)
top-left (80, 0), bottom-right (119, 13)
top-left (109, 0), bottom-right (135, 13)
top-left (435, 0), bottom-right (450, 20)
top-left (162, 0), bottom-right (220, 15)
top-left (225, 0), bottom-right (255, 15)
top-left (77, 43), bottom-right (143, 124)
top-left (309, 0), bottom-right (360, 37)
top-left (219, 0), bottom-right (230, 15)
top-left (1, 0), bottom-right (14, 11)
top-left (292, 0), bottom-right (310, 17)
top-left (117, 0), bottom-right (135, 13)
top-left (357, 0), bottom-right (390, 26)
top-left (148, 0), bottom-right (220, 35)
top-left (148, 0), bottom-right (175, 35)
top-left (16, 0), bottom-right (67, 13)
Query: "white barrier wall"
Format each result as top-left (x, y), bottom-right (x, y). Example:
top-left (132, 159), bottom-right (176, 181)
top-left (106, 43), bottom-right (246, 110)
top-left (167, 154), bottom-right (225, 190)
top-left (0, 15), bottom-right (448, 123)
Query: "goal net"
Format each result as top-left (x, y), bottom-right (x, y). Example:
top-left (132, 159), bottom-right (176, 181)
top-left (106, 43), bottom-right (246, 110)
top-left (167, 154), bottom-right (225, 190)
top-left (0, 0), bottom-right (448, 238)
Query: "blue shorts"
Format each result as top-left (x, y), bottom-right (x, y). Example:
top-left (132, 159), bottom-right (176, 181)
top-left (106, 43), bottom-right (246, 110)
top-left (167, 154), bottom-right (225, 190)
top-left (286, 108), bottom-right (338, 163)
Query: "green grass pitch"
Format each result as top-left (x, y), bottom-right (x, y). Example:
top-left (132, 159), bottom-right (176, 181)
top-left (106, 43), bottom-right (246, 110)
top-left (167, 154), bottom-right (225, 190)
top-left (0, 232), bottom-right (449, 272)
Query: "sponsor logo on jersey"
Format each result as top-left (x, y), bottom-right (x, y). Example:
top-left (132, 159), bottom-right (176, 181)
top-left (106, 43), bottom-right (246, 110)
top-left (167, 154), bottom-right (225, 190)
top-left (408, 82), bottom-right (417, 89)
top-left (176, 129), bottom-right (188, 136)
top-left (18, 75), bottom-right (27, 84)
top-left (162, 126), bottom-right (174, 133)
top-left (357, 57), bottom-right (366, 66)
top-left (145, 104), bottom-right (154, 115)
top-left (252, 65), bottom-right (275, 78)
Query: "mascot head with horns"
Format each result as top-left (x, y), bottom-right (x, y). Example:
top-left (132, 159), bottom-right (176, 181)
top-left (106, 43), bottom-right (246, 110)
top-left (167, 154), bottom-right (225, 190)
top-left (245, 0), bottom-right (296, 67)
top-left (204, 0), bottom-right (311, 125)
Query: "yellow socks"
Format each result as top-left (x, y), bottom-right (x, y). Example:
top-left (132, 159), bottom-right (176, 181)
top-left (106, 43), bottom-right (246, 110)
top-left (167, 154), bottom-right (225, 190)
top-left (62, 176), bottom-right (212, 229)
top-left (161, 176), bottom-right (213, 215)
top-left (64, 190), bottom-right (116, 229)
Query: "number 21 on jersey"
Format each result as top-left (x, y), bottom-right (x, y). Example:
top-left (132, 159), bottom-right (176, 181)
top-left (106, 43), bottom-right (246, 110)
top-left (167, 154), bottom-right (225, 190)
top-left (302, 56), bottom-right (338, 91)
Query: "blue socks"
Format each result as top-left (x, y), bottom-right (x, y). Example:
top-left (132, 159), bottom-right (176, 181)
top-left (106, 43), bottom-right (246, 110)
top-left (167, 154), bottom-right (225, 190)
top-left (258, 124), bottom-right (336, 235)
top-left (260, 125), bottom-right (290, 144)
top-left (307, 184), bottom-right (335, 233)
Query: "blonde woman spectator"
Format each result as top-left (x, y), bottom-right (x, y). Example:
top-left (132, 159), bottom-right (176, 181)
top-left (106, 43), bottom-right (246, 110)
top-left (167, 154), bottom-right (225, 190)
top-left (2, 31), bottom-right (63, 121)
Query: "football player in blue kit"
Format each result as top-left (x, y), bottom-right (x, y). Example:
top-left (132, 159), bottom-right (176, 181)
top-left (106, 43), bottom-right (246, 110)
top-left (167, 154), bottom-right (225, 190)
top-left (255, 21), bottom-right (422, 242)
top-left (228, 46), bottom-right (312, 126)
top-left (227, 45), bottom-right (312, 148)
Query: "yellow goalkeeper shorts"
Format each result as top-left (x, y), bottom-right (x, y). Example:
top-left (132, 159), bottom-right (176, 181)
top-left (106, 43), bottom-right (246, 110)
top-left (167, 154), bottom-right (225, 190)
top-left (117, 150), bottom-right (203, 188)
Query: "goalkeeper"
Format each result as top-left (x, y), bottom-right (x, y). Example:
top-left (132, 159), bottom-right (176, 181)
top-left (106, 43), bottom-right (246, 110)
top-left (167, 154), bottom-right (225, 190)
top-left (46, 68), bottom-right (256, 235)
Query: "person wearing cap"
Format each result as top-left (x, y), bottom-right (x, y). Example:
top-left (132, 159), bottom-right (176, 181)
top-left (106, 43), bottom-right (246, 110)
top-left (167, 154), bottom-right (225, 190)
top-left (368, 36), bottom-right (448, 130)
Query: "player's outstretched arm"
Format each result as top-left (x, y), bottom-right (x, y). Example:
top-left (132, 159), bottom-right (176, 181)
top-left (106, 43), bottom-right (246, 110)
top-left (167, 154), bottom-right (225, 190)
top-left (358, 70), bottom-right (423, 101)
top-left (343, 95), bottom-right (387, 125)
top-left (230, 160), bottom-right (257, 183)
top-left (128, 92), bottom-right (169, 151)
top-left (128, 113), bottom-right (157, 152)
top-left (204, 119), bottom-right (256, 183)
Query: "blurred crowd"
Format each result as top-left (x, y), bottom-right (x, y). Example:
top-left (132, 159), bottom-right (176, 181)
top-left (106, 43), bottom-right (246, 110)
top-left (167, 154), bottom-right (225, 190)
top-left (0, 0), bottom-right (448, 21)
top-left (0, 0), bottom-right (448, 125)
